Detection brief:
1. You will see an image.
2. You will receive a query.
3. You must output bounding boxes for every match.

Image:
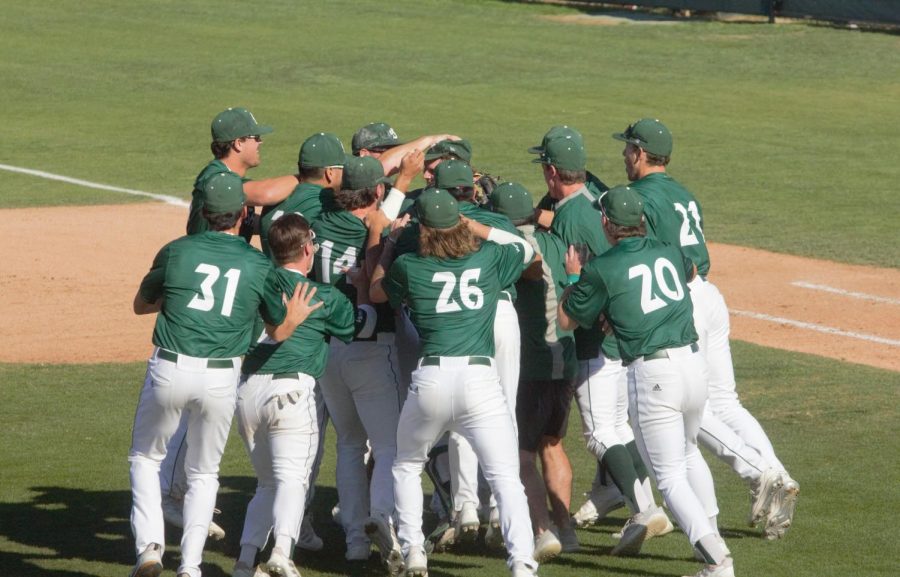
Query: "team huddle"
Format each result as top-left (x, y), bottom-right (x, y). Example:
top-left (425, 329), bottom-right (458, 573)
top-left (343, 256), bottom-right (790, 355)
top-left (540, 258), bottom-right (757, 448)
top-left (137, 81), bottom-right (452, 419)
top-left (126, 108), bottom-right (799, 577)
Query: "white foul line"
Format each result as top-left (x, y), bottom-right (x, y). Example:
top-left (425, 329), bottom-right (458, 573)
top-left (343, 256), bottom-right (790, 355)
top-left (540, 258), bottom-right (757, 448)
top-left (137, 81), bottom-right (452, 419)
top-left (791, 281), bottom-right (900, 306)
top-left (0, 163), bottom-right (189, 207)
top-left (731, 309), bottom-right (900, 347)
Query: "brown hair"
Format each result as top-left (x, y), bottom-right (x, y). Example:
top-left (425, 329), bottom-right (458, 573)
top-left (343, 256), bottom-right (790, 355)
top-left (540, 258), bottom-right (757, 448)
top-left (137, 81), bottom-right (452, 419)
top-left (210, 140), bottom-right (233, 159)
top-left (603, 219), bottom-right (646, 241)
top-left (335, 186), bottom-right (379, 211)
top-left (269, 213), bottom-right (313, 266)
top-left (298, 165), bottom-right (327, 180)
top-left (645, 152), bottom-right (670, 167)
top-left (446, 186), bottom-right (476, 202)
top-left (418, 221), bottom-right (480, 260)
top-left (203, 209), bottom-right (243, 231)
top-left (557, 168), bottom-right (586, 185)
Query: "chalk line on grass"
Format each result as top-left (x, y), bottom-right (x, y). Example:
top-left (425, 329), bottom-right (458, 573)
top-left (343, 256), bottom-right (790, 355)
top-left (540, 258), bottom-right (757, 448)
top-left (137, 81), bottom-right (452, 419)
top-left (731, 309), bottom-right (900, 347)
top-left (0, 163), bottom-right (189, 207)
top-left (791, 281), bottom-right (900, 306)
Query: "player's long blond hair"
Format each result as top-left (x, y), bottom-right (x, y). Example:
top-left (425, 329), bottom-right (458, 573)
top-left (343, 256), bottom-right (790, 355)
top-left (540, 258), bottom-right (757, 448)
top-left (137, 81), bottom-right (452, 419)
top-left (418, 221), bottom-right (480, 260)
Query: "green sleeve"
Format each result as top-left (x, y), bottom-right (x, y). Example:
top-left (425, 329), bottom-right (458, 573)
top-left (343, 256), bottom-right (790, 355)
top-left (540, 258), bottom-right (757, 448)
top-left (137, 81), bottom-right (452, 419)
top-left (138, 244), bottom-right (170, 303)
top-left (495, 243), bottom-right (530, 289)
top-left (327, 289), bottom-right (357, 344)
top-left (259, 266), bottom-right (287, 326)
top-left (383, 256), bottom-right (409, 310)
top-left (681, 250), bottom-right (695, 280)
top-left (563, 262), bottom-right (609, 330)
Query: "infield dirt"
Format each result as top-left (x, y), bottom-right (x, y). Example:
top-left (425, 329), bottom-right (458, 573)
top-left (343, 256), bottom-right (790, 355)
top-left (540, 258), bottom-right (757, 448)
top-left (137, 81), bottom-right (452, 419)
top-left (2, 204), bottom-right (897, 372)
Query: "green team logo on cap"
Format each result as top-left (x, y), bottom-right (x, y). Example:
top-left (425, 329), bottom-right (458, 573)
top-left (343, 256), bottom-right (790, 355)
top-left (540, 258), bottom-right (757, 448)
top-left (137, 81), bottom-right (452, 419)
top-left (211, 107), bottom-right (273, 142)
top-left (425, 139), bottom-right (473, 163)
top-left (351, 122), bottom-right (403, 154)
top-left (612, 118), bottom-right (672, 157)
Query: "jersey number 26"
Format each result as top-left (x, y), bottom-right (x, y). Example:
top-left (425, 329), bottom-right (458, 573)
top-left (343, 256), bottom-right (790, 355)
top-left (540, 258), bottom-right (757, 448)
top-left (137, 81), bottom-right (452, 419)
top-left (432, 269), bottom-right (484, 313)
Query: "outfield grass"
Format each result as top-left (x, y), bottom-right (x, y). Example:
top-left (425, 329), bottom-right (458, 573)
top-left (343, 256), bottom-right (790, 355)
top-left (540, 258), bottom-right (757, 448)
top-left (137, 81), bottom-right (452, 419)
top-left (1, 0), bottom-right (898, 266)
top-left (1, 341), bottom-right (897, 576)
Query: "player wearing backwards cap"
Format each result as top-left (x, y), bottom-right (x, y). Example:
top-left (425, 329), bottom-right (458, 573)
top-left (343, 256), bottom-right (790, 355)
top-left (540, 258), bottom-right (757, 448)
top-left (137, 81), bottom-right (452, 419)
top-left (529, 127), bottom-right (670, 556)
top-left (128, 173), bottom-right (319, 577)
top-left (231, 213), bottom-right (373, 577)
top-left (490, 182), bottom-right (580, 560)
top-left (312, 154), bottom-right (424, 572)
top-left (431, 160), bottom-right (524, 549)
top-left (370, 188), bottom-right (539, 577)
top-left (613, 118), bottom-right (799, 539)
top-left (559, 185), bottom-right (735, 577)
top-left (187, 107), bottom-right (300, 236)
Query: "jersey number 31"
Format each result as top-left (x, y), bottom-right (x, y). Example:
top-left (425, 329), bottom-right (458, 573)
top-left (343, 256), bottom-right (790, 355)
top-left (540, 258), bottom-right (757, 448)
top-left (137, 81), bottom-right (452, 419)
top-left (187, 264), bottom-right (242, 317)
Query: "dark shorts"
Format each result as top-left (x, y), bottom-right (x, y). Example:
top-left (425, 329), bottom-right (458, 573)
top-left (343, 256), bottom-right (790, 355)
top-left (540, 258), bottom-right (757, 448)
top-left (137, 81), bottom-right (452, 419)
top-left (516, 378), bottom-right (574, 452)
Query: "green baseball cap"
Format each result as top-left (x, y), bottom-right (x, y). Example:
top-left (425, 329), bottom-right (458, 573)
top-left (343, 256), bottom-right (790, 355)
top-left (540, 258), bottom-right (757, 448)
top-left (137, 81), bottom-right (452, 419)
top-left (299, 132), bottom-right (347, 168)
top-left (434, 159), bottom-right (474, 189)
top-left (599, 185), bottom-right (644, 227)
top-left (529, 126), bottom-right (586, 171)
top-left (612, 118), bottom-right (672, 157)
top-left (424, 139), bottom-right (473, 163)
top-left (417, 188), bottom-right (460, 229)
top-left (490, 182), bottom-right (534, 222)
top-left (203, 172), bottom-right (245, 214)
top-left (351, 122), bottom-right (404, 154)
top-left (211, 107), bottom-right (273, 142)
top-left (342, 156), bottom-right (392, 190)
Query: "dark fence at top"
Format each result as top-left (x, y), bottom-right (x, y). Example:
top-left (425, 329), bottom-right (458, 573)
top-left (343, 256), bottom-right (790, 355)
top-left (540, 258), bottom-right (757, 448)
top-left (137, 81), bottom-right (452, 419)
top-left (592, 1), bottom-right (900, 25)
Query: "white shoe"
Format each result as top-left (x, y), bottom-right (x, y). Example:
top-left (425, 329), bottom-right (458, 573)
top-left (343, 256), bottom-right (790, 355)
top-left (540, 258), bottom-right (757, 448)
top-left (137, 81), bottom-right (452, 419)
top-left (572, 484), bottom-right (625, 527)
top-left (297, 516), bottom-right (323, 552)
top-left (554, 524), bottom-right (580, 553)
top-left (765, 473), bottom-right (799, 540)
top-left (161, 495), bottom-right (226, 541)
top-left (683, 556), bottom-right (735, 577)
top-left (345, 542), bottom-right (371, 562)
top-left (748, 468), bottom-right (783, 527)
top-left (483, 506), bottom-right (503, 549)
top-left (365, 514), bottom-right (403, 576)
top-left (510, 560), bottom-right (538, 577)
top-left (331, 503), bottom-right (342, 526)
top-left (532, 530), bottom-right (561, 563)
top-left (404, 546), bottom-right (428, 577)
top-left (232, 561), bottom-right (269, 577)
top-left (454, 502), bottom-right (480, 544)
top-left (130, 543), bottom-right (163, 577)
top-left (266, 547), bottom-right (301, 577)
top-left (610, 506), bottom-right (668, 556)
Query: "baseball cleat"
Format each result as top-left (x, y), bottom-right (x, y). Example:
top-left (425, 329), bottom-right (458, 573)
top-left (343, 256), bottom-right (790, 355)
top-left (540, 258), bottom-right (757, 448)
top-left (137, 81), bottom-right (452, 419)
top-left (129, 543), bottom-right (163, 577)
top-left (161, 495), bottom-right (226, 540)
top-left (232, 561), bottom-right (270, 577)
top-left (483, 506), bottom-right (503, 549)
top-left (683, 556), bottom-right (735, 577)
top-left (344, 542), bottom-right (371, 562)
top-left (296, 516), bottom-right (323, 552)
top-left (365, 514), bottom-right (404, 576)
top-left (404, 546), bottom-right (428, 577)
top-left (331, 503), bottom-right (343, 526)
top-left (532, 529), bottom-right (562, 563)
top-left (764, 473), bottom-right (799, 540)
top-left (424, 521), bottom-right (455, 554)
top-left (748, 468), bottom-right (782, 528)
top-left (572, 484), bottom-right (625, 527)
top-left (266, 547), bottom-right (301, 577)
top-left (453, 502), bottom-right (480, 544)
top-left (510, 560), bottom-right (538, 576)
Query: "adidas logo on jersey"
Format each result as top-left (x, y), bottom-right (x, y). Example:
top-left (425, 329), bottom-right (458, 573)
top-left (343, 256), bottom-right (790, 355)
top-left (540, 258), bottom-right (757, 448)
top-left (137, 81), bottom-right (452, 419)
top-left (652, 384), bottom-right (662, 392)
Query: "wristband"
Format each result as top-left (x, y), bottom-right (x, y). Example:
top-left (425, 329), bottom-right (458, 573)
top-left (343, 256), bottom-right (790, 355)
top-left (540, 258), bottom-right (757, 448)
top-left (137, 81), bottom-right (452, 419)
top-left (567, 273), bottom-right (581, 285)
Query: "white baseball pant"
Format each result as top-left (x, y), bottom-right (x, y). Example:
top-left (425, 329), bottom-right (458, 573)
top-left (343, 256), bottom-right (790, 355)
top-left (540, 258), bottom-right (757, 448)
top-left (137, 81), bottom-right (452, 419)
top-left (450, 297), bottom-right (520, 511)
top-left (129, 348), bottom-right (240, 577)
top-left (319, 336), bottom-right (403, 547)
top-left (234, 372), bottom-right (319, 553)
top-left (159, 413), bottom-right (189, 499)
top-left (394, 356), bottom-right (536, 571)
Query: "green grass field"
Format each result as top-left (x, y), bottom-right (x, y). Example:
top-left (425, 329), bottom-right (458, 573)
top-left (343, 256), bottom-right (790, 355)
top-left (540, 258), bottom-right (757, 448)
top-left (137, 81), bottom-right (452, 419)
top-left (1, 1), bottom-right (898, 576)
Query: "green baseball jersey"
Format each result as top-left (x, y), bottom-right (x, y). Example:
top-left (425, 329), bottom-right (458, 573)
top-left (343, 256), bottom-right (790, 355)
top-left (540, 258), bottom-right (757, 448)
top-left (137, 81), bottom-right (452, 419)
top-left (259, 182), bottom-right (336, 256)
top-left (186, 159), bottom-right (248, 235)
top-left (548, 186), bottom-right (620, 361)
top-left (312, 210), bottom-right (396, 334)
top-left (563, 237), bottom-right (697, 365)
top-left (459, 202), bottom-right (521, 300)
top-left (138, 231), bottom-right (286, 358)
top-left (516, 226), bottom-right (577, 382)
top-left (535, 170), bottom-right (608, 213)
top-left (385, 242), bottom-right (530, 357)
top-left (629, 172), bottom-right (710, 277)
top-left (242, 269), bottom-right (355, 378)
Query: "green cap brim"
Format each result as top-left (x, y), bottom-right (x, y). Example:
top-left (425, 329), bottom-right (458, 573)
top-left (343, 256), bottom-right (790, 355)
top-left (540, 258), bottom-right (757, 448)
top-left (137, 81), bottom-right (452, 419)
top-left (527, 145), bottom-right (544, 154)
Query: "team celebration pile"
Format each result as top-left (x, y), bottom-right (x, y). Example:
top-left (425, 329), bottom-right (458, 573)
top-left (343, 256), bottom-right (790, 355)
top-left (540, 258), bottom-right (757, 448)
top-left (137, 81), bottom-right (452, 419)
top-left (126, 107), bottom-right (800, 577)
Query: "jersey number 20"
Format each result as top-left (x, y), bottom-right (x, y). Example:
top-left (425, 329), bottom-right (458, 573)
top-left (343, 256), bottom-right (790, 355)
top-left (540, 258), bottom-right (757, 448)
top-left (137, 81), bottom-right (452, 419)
top-left (628, 258), bottom-right (684, 314)
top-left (187, 264), bottom-right (242, 317)
top-left (432, 269), bottom-right (484, 313)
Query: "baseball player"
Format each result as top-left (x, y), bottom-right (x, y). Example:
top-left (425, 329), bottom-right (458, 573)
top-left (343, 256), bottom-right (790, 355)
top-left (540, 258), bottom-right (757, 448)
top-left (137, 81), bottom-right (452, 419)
top-left (312, 155), bottom-right (422, 571)
top-left (351, 121), bottom-right (458, 177)
top-left (559, 185), bottom-right (735, 577)
top-left (529, 126), bottom-right (670, 555)
top-left (369, 188), bottom-right (539, 577)
top-left (490, 182), bottom-right (580, 559)
top-left (128, 173), bottom-right (316, 577)
top-left (431, 160), bottom-right (523, 547)
top-left (614, 118), bottom-right (799, 538)
top-left (232, 214), bottom-right (370, 577)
